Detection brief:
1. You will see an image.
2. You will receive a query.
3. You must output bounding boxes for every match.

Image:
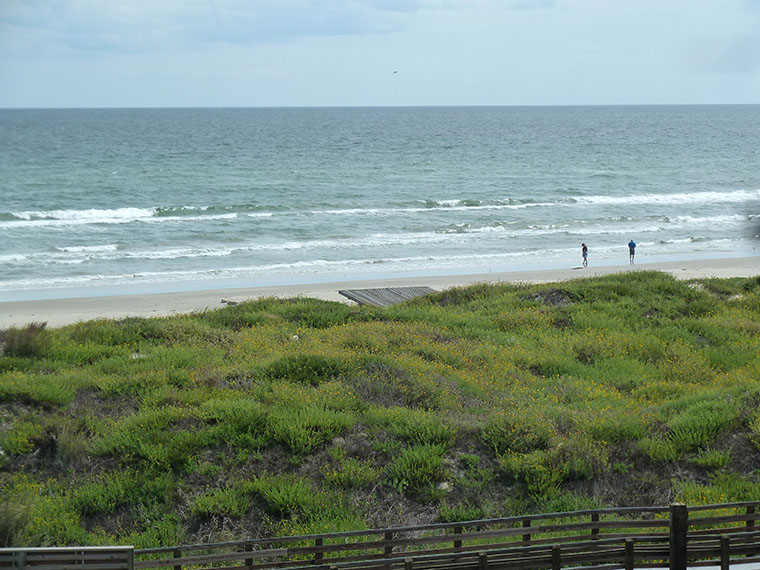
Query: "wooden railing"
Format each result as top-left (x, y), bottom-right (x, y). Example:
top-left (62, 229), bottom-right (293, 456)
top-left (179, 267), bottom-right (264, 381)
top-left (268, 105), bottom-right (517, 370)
top-left (131, 502), bottom-right (760, 570)
top-left (2, 503), bottom-right (758, 569)
top-left (0, 546), bottom-right (134, 570)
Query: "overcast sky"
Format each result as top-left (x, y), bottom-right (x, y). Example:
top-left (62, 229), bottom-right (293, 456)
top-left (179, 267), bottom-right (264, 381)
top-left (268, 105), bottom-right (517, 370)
top-left (1, 0), bottom-right (759, 108)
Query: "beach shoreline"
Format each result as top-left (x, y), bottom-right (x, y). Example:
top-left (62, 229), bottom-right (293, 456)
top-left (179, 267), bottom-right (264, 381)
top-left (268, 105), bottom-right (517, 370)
top-left (1, 256), bottom-right (757, 329)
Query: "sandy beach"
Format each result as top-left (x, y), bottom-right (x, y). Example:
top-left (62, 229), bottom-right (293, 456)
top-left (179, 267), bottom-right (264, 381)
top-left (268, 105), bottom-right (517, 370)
top-left (1, 256), bottom-right (757, 329)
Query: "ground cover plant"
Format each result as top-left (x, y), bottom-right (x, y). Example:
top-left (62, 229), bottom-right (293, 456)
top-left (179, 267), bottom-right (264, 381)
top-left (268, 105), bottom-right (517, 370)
top-left (1, 271), bottom-right (759, 547)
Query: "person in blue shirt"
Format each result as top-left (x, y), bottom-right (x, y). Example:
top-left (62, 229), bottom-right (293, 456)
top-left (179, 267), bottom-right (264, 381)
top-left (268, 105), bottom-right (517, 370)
top-left (628, 240), bottom-right (636, 264)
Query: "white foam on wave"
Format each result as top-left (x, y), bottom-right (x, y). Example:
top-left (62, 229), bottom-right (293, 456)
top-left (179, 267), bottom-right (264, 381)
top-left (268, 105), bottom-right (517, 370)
top-left (665, 214), bottom-right (747, 226)
top-left (269, 189), bottom-right (758, 219)
top-left (55, 244), bottom-right (119, 253)
top-left (13, 207), bottom-right (153, 221)
top-left (0, 253), bottom-right (29, 263)
top-left (119, 247), bottom-right (235, 260)
top-left (309, 202), bottom-right (548, 217)
top-left (3, 207), bottom-right (237, 228)
top-left (573, 189), bottom-right (760, 206)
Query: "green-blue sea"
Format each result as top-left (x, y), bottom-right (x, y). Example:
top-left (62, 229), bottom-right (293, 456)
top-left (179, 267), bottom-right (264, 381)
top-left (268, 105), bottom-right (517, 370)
top-left (1, 105), bottom-right (758, 301)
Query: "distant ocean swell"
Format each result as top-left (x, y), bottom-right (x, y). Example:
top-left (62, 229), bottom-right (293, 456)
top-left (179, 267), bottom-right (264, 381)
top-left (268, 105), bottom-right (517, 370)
top-left (2, 189), bottom-right (758, 227)
top-left (2, 213), bottom-right (755, 263)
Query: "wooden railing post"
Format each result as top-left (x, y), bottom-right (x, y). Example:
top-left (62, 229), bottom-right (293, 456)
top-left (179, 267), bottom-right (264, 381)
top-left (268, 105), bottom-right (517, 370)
top-left (551, 545), bottom-right (561, 570)
top-left (522, 518), bottom-right (531, 545)
top-left (747, 505), bottom-right (756, 530)
top-left (669, 503), bottom-right (688, 570)
top-left (404, 557), bottom-right (413, 570)
top-left (624, 538), bottom-right (634, 570)
top-left (384, 531), bottom-right (393, 556)
top-left (314, 538), bottom-right (323, 564)
top-left (454, 525), bottom-right (463, 550)
top-left (478, 552), bottom-right (487, 570)
top-left (720, 535), bottom-right (730, 570)
top-left (173, 548), bottom-right (182, 570)
top-left (244, 543), bottom-right (253, 569)
top-left (591, 512), bottom-right (600, 540)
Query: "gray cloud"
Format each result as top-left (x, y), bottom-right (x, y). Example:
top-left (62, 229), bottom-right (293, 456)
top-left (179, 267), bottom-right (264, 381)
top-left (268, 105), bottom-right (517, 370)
top-left (687, 31), bottom-right (760, 75)
top-left (189, 1), bottom-right (402, 45)
top-left (509, 0), bottom-right (556, 9)
top-left (0, 0), bottom-right (453, 56)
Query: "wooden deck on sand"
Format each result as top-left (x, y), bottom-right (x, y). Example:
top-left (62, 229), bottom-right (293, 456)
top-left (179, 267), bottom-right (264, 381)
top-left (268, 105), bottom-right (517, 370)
top-left (338, 286), bottom-right (436, 307)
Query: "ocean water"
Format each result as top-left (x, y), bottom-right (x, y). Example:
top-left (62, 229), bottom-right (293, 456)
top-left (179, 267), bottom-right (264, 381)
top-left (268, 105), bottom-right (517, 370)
top-left (1, 105), bottom-right (758, 301)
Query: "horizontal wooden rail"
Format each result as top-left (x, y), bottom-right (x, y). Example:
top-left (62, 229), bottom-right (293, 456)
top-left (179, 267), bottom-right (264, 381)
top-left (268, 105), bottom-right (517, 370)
top-left (0, 546), bottom-right (134, 570)
top-left (130, 502), bottom-right (760, 570)
top-left (135, 506), bottom-right (670, 557)
top-left (5, 502), bottom-right (760, 570)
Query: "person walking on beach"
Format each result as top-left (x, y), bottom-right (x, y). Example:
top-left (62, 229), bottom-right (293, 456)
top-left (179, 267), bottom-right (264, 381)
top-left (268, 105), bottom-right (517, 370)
top-left (582, 243), bottom-right (588, 267)
top-left (628, 240), bottom-right (636, 264)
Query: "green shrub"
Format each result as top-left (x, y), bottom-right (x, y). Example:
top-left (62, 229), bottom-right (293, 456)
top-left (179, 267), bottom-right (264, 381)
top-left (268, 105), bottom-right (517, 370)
top-left (541, 492), bottom-right (604, 514)
top-left (396, 415), bottom-right (456, 448)
top-left (659, 344), bottom-right (716, 385)
top-left (481, 412), bottom-right (554, 455)
top-left (496, 308), bottom-right (552, 333)
top-left (250, 474), bottom-right (314, 517)
top-left (66, 318), bottom-right (143, 347)
top-left (689, 448), bottom-right (731, 469)
top-left (73, 472), bottom-right (130, 517)
top-left (266, 406), bottom-right (354, 456)
top-left (749, 411), bottom-right (760, 451)
top-left (322, 457), bottom-right (379, 489)
top-left (0, 420), bottom-right (43, 455)
top-left (437, 502), bottom-right (493, 523)
top-left (122, 512), bottom-right (186, 549)
top-left (45, 339), bottom-right (119, 366)
top-left (0, 371), bottom-right (78, 407)
top-left (553, 435), bottom-right (608, 481)
top-left (498, 450), bottom-right (561, 501)
top-left (587, 412), bottom-right (648, 443)
top-left (275, 299), bottom-right (355, 328)
top-left (72, 469), bottom-right (174, 517)
top-left (91, 406), bottom-right (207, 468)
top-left (667, 400), bottom-right (737, 451)
top-left (676, 472), bottom-right (760, 505)
top-left (198, 397), bottom-right (267, 438)
top-left (1, 474), bottom-right (87, 546)
top-left (374, 407), bottom-right (457, 448)
top-left (356, 355), bottom-right (450, 409)
top-left (266, 354), bottom-right (348, 385)
top-left (0, 476), bottom-right (32, 546)
top-left (638, 436), bottom-right (682, 462)
top-left (386, 444), bottom-right (447, 495)
top-left (1, 322), bottom-right (50, 358)
top-left (272, 493), bottom-right (367, 537)
top-left (191, 485), bottom-right (252, 518)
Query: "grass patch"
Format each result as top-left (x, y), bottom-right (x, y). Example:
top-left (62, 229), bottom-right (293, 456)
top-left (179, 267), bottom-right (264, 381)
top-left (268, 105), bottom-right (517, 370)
top-left (386, 443), bottom-right (447, 496)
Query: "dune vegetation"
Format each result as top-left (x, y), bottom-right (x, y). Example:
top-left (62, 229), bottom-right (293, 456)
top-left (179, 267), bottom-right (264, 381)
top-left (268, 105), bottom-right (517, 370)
top-left (1, 271), bottom-right (760, 548)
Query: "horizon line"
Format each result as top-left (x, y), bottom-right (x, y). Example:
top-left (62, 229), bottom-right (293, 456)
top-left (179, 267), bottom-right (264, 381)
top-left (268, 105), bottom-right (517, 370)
top-left (2, 102), bottom-right (760, 111)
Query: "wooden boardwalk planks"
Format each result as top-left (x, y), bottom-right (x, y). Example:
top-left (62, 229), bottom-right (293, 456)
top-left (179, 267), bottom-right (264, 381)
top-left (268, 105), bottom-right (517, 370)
top-left (338, 287), bottom-right (436, 307)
